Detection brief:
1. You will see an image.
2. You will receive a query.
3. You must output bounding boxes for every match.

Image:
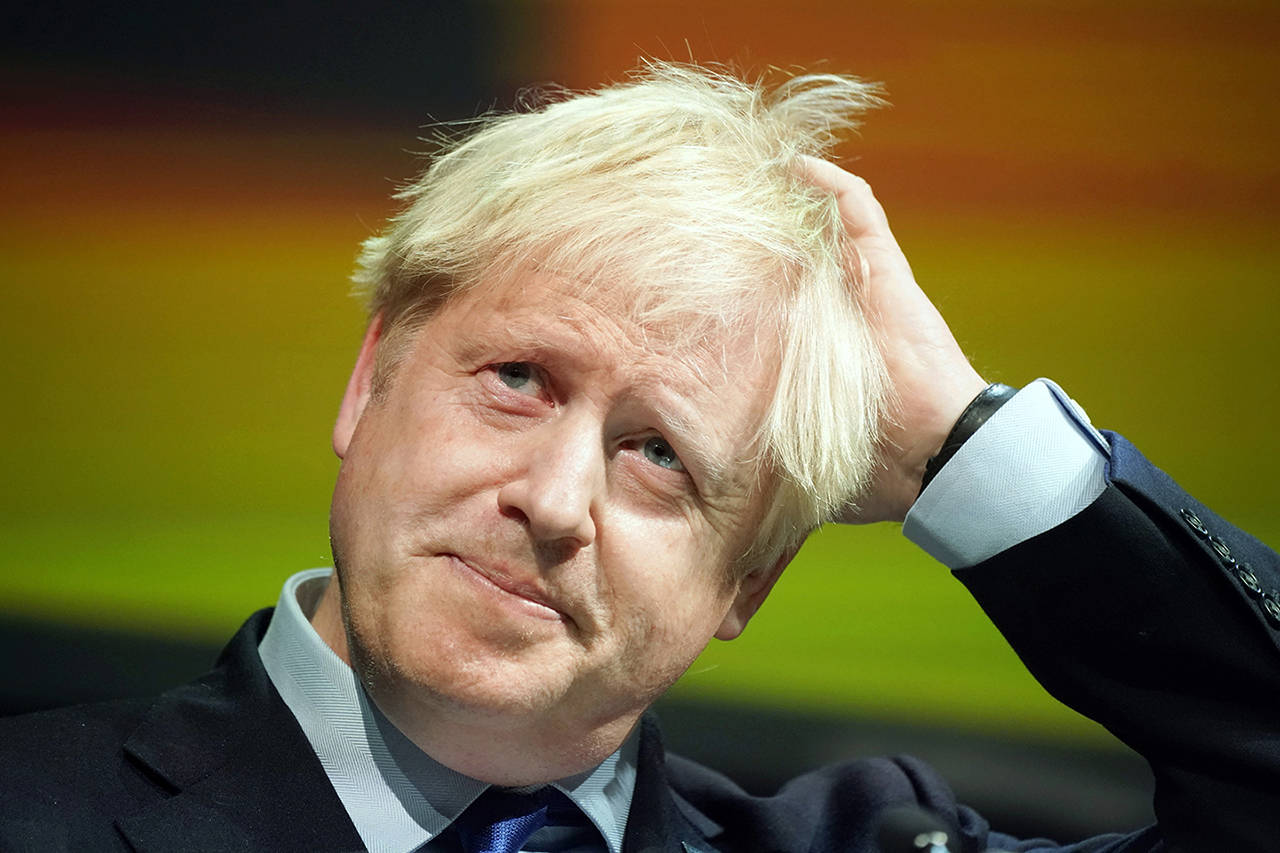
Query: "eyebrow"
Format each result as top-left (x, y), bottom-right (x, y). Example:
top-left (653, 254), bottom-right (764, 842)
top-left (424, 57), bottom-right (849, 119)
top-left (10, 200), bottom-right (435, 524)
top-left (456, 313), bottom-right (607, 365)
top-left (649, 396), bottom-right (741, 498)
top-left (451, 320), bottom-right (564, 362)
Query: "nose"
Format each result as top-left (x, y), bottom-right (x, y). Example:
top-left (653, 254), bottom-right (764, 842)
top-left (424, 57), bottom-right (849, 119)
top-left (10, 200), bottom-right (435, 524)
top-left (497, 416), bottom-right (603, 548)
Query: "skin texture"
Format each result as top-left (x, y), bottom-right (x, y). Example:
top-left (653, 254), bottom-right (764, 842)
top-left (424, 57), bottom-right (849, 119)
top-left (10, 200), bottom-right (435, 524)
top-left (310, 160), bottom-right (983, 785)
top-left (312, 273), bottom-right (788, 785)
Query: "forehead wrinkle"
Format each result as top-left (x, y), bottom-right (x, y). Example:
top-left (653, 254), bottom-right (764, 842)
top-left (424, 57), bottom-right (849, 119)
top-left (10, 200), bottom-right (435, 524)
top-left (496, 301), bottom-right (640, 372)
top-left (492, 312), bottom-right (609, 359)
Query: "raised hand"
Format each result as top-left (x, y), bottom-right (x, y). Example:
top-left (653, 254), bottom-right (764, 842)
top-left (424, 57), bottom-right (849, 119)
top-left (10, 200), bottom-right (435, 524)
top-left (800, 157), bottom-right (988, 523)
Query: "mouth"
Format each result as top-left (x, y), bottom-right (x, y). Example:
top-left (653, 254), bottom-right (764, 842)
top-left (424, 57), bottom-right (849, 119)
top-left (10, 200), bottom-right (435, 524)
top-left (445, 553), bottom-right (570, 623)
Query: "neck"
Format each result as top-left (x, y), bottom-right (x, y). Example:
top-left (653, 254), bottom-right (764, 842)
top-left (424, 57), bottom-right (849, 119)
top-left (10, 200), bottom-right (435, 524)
top-left (378, 693), bottom-right (637, 786)
top-left (309, 577), bottom-right (350, 661)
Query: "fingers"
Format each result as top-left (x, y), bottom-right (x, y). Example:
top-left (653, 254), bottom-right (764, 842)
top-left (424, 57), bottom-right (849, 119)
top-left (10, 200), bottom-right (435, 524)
top-left (796, 155), bottom-right (892, 240)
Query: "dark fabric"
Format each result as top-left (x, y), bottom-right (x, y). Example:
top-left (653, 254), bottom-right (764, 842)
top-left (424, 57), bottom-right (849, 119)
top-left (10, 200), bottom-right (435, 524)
top-left (1, 433), bottom-right (1277, 852)
top-left (0, 609), bottom-right (365, 852)
top-left (952, 432), bottom-right (1280, 852)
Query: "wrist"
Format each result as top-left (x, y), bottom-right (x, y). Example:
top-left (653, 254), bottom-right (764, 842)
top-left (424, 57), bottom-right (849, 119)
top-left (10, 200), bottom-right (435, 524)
top-left (918, 382), bottom-right (1019, 496)
top-left (849, 372), bottom-right (989, 524)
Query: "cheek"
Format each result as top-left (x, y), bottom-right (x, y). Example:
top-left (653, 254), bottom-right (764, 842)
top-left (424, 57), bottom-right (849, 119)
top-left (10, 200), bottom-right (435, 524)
top-left (598, 517), bottom-right (738, 669)
top-left (402, 398), bottom-right (542, 491)
top-left (604, 593), bottom-right (731, 705)
top-left (356, 404), bottom-right (503, 511)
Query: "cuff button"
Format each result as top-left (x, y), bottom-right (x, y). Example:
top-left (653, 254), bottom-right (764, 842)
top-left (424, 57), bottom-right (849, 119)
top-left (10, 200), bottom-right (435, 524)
top-left (1209, 536), bottom-right (1233, 563)
top-left (1180, 508), bottom-right (1210, 537)
top-left (1236, 564), bottom-right (1263, 598)
top-left (1261, 596), bottom-right (1280, 629)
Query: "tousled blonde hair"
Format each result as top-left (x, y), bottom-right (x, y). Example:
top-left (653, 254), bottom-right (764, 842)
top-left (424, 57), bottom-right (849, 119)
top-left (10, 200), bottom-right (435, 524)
top-left (352, 61), bottom-right (889, 567)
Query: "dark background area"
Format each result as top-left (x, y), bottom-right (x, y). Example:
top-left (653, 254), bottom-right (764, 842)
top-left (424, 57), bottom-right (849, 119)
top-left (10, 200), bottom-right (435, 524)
top-left (4, 1), bottom-right (502, 120)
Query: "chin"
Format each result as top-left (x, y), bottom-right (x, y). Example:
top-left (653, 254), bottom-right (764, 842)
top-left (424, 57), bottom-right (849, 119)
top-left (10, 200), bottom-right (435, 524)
top-left (355, 630), bottom-right (575, 718)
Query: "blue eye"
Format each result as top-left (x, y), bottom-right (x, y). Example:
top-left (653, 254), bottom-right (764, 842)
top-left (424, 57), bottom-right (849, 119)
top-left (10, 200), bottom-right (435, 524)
top-left (496, 362), bottom-right (537, 393)
top-left (642, 436), bottom-right (683, 471)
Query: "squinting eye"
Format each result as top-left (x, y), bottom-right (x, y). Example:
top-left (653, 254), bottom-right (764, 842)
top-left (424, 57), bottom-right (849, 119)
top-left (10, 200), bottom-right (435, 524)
top-left (642, 436), bottom-right (684, 471)
top-left (495, 362), bottom-right (538, 394)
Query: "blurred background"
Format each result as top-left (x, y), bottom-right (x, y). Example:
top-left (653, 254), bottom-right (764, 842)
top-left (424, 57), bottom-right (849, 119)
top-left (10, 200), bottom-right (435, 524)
top-left (2, 0), bottom-right (1277, 841)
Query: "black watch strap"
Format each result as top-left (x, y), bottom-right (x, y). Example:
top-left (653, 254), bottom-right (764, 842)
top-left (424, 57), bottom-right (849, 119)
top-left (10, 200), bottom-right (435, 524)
top-left (918, 383), bottom-right (1019, 496)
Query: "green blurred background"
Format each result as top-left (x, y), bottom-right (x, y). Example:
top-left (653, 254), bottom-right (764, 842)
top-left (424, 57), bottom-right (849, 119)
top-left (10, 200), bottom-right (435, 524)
top-left (2, 0), bottom-right (1277, 837)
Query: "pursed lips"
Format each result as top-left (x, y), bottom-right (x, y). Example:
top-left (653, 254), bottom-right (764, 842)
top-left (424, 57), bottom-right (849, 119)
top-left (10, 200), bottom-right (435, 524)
top-left (447, 553), bottom-right (572, 623)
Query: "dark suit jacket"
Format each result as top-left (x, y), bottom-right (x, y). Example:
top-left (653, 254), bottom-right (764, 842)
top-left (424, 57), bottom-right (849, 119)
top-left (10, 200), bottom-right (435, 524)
top-left (2, 434), bottom-right (1278, 852)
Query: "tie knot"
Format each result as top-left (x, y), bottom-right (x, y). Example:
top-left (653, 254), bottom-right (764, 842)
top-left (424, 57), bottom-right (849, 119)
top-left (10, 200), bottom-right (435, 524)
top-left (454, 786), bottom-right (577, 853)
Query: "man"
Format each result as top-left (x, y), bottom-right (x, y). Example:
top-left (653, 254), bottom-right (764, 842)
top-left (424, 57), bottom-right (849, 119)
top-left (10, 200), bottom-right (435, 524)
top-left (2, 62), bottom-right (1277, 852)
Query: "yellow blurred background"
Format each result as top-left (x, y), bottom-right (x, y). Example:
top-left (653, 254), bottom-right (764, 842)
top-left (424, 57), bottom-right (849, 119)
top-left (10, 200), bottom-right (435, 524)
top-left (2, 0), bottom-right (1277, 782)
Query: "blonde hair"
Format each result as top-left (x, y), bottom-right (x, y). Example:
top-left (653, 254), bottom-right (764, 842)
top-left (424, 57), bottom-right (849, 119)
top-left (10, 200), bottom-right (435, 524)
top-left (352, 61), bottom-right (889, 565)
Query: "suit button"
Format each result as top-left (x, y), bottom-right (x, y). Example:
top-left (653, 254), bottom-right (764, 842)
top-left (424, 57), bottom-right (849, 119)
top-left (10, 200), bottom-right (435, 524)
top-left (1209, 536), bottom-right (1233, 563)
top-left (1180, 508), bottom-right (1209, 537)
top-left (1236, 564), bottom-right (1263, 598)
top-left (1262, 596), bottom-right (1280, 629)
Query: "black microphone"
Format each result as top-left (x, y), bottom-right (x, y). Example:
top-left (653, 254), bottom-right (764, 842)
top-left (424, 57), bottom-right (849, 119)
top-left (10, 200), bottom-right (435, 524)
top-left (876, 806), bottom-right (955, 853)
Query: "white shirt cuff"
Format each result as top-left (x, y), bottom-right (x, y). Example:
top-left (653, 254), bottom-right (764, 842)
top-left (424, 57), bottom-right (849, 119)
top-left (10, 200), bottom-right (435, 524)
top-left (902, 379), bottom-right (1110, 569)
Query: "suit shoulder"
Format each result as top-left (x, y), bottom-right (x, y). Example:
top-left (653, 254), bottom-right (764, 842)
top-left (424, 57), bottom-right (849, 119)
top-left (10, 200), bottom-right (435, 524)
top-left (1, 697), bottom-right (152, 767)
top-left (666, 751), bottom-right (990, 852)
top-left (0, 698), bottom-right (160, 824)
top-left (666, 749), bottom-right (958, 810)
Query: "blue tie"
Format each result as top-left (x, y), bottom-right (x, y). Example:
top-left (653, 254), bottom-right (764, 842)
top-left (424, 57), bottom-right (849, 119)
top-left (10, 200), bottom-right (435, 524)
top-left (454, 787), bottom-right (571, 853)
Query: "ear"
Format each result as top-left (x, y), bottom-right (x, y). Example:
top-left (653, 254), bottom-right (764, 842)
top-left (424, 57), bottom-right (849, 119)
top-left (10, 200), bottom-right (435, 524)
top-left (332, 313), bottom-right (384, 460)
top-left (714, 547), bottom-right (797, 641)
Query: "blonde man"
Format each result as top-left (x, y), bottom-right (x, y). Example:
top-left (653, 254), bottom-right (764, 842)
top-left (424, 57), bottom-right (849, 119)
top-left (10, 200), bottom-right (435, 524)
top-left (2, 63), bottom-right (1277, 852)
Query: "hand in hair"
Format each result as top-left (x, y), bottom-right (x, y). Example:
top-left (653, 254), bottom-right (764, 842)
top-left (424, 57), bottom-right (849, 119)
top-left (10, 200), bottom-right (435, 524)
top-left (800, 156), bottom-right (987, 524)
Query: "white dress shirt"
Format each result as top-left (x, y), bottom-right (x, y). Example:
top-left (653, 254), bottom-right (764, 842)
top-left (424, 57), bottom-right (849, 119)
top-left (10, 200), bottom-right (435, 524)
top-left (905, 378), bottom-right (1111, 567)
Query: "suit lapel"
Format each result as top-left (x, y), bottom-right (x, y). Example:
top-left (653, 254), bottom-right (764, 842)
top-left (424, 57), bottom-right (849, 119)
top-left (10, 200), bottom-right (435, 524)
top-left (115, 610), bottom-right (364, 852)
top-left (623, 716), bottom-right (723, 853)
top-left (114, 612), bottom-right (722, 852)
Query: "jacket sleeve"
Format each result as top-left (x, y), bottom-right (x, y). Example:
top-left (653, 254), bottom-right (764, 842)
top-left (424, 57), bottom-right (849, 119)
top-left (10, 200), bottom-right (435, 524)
top-left (953, 431), bottom-right (1280, 852)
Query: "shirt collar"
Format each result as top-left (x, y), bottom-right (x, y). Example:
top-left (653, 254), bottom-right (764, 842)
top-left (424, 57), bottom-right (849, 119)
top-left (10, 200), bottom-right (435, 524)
top-left (258, 568), bottom-right (636, 853)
